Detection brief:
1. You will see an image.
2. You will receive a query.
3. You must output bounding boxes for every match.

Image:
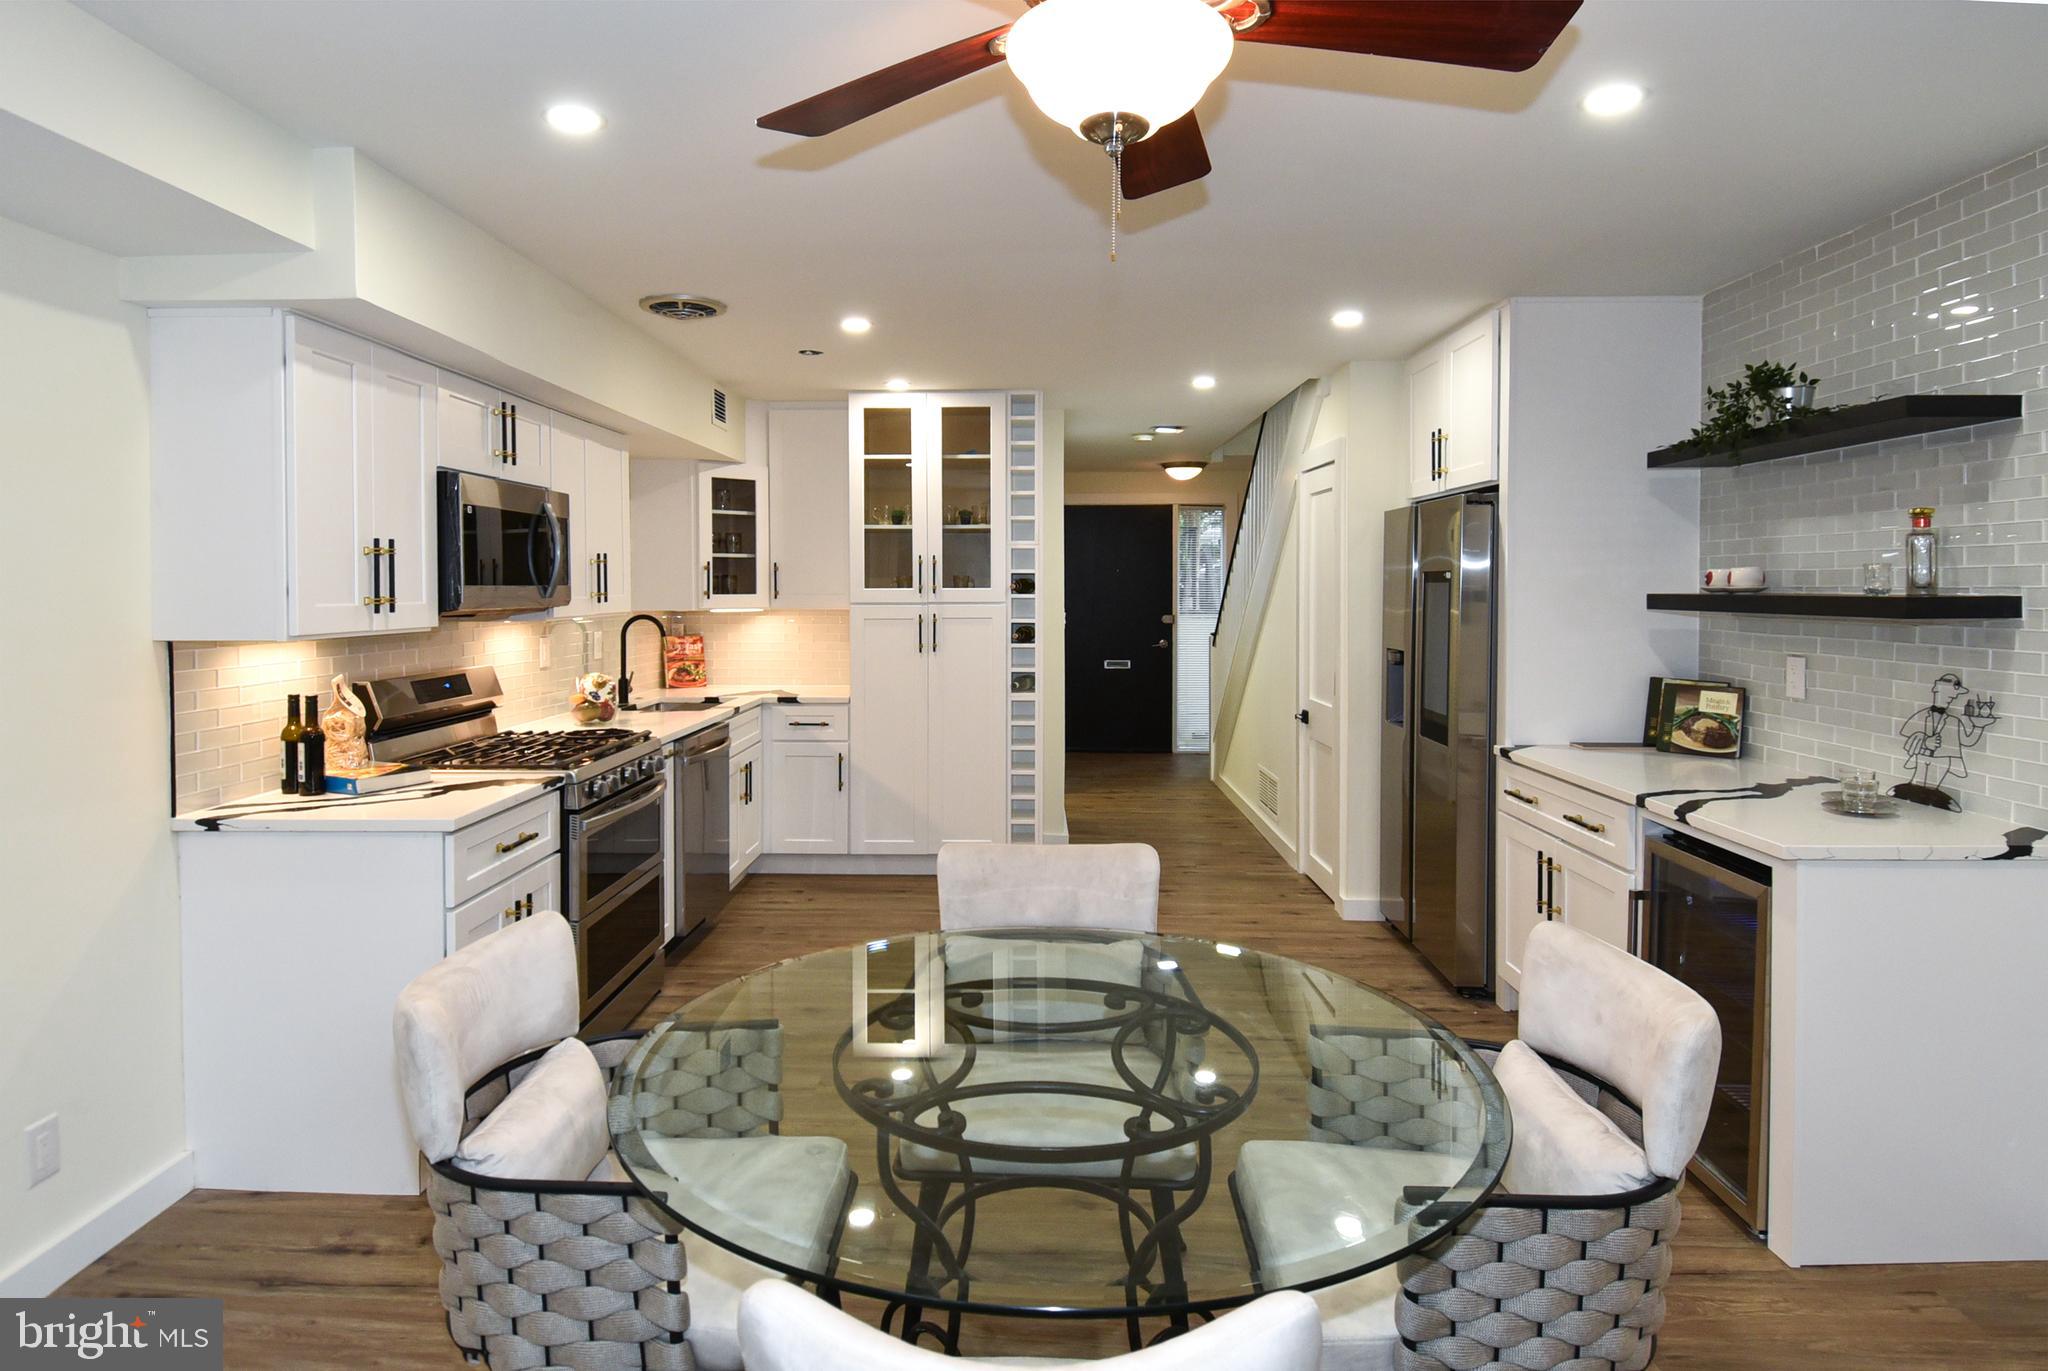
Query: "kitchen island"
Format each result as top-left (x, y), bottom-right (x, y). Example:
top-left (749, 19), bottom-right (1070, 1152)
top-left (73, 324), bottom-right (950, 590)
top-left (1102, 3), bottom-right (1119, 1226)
top-left (1496, 744), bottom-right (2047, 1268)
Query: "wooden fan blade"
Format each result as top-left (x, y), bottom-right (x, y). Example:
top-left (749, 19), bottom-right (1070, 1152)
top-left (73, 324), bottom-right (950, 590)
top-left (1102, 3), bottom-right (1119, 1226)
top-left (758, 25), bottom-right (1011, 136)
top-left (1122, 113), bottom-right (1211, 199)
top-left (1241, 0), bottom-right (1581, 72)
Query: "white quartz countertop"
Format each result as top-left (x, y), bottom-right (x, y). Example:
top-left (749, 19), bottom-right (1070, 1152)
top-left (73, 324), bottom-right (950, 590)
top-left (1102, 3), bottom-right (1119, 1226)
top-left (172, 776), bottom-right (559, 834)
top-left (559, 684), bottom-right (850, 745)
top-left (1500, 745), bottom-right (2044, 862)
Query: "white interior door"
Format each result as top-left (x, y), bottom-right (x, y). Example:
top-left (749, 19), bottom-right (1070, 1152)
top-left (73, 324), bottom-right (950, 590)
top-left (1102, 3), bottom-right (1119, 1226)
top-left (927, 604), bottom-right (1008, 846)
top-left (1297, 463), bottom-right (1342, 900)
top-left (286, 318), bottom-right (372, 637)
top-left (369, 346), bottom-right (438, 631)
top-left (849, 606), bottom-right (930, 854)
top-left (768, 405), bottom-right (850, 607)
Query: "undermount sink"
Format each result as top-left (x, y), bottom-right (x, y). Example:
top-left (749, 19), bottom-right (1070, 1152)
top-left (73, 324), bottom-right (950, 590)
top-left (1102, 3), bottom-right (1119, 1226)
top-left (628, 700), bottom-right (725, 713)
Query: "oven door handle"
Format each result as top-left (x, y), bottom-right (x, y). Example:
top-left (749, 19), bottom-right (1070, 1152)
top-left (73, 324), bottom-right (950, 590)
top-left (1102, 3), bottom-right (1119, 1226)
top-left (578, 779), bottom-right (665, 839)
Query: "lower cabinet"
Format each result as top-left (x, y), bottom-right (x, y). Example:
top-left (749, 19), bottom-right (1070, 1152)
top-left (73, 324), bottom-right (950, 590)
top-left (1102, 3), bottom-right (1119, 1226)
top-left (1550, 841), bottom-right (1636, 953)
top-left (450, 853), bottom-right (562, 951)
top-left (1497, 814), bottom-right (1548, 989)
top-left (1496, 780), bottom-right (1642, 998)
top-left (731, 741), bottom-right (764, 883)
top-left (768, 740), bottom-right (849, 855)
top-left (849, 605), bottom-right (1007, 854)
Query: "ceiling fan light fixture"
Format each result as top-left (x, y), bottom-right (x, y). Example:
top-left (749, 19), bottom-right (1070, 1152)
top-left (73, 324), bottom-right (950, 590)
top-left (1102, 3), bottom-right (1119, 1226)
top-left (1004, 0), bottom-right (1234, 142)
top-left (1161, 460), bottom-right (1208, 481)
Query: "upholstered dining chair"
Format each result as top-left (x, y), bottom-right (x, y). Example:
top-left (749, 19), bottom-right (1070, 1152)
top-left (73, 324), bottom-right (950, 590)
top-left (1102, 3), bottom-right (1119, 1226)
top-left (1231, 920), bottom-right (1721, 1371)
top-left (740, 1279), bottom-right (1325, 1370)
top-left (391, 913), bottom-right (853, 1371)
top-left (936, 840), bottom-right (1162, 932)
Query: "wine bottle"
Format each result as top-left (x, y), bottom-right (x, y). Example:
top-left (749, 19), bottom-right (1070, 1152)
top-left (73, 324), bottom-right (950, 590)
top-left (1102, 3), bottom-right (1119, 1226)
top-left (301, 693), bottom-right (328, 796)
top-left (279, 695), bottom-right (304, 795)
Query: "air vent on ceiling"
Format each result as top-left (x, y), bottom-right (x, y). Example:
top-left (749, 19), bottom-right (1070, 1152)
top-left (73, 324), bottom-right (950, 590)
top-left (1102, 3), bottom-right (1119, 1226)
top-left (1256, 766), bottom-right (1280, 816)
top-left (639, 294), bottom-right (727, 322)
top-left (711, 387), bottom-right (730, 429)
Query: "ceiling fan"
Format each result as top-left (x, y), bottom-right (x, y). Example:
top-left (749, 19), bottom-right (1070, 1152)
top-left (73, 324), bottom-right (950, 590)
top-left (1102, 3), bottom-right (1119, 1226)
top-left (759, 0), bottom-right (1583, 217)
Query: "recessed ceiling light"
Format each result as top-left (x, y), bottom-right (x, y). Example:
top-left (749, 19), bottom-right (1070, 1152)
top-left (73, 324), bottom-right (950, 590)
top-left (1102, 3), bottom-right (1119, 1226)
top-left (1133, 432), bottom-right (1155, 441)
top-left (1949, 303), bottom-right (1981, 317)
top-left (798, 348), bottom-right (823, 356)
top-left (1153, 425), bottom-right (1184, 434)
top-left (846, 1206), bottom-right (876, 1230)
top-left (840, 315), bottom-right (872, 334)
top-left (1162, 460), bottom-right (1207, 481)
top-left (545, 103), bottom-right (605, 136)
top-left (884, 377), bottom-right (910, 392)
top-left (1331, 307), bottom-right (1365, 329)
top-left (1191, 374), bottom-right (1217, 391)
top-left (1581, 82), bottom-right (1644, 118)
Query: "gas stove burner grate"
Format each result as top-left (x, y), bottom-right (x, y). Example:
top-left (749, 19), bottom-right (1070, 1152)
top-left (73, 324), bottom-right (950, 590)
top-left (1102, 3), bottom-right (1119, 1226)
top-left (412, 728), bottom-right (653, 772)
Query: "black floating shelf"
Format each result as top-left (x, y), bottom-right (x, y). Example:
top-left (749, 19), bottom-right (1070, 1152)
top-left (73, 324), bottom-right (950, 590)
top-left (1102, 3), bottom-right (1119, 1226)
top-left (1647, 591), bottom-right (2024, 621)
top-left (1647, 394), bottom-right (2023, 470)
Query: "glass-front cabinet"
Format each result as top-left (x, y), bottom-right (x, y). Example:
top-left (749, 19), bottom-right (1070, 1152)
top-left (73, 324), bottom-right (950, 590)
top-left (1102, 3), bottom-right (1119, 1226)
top-left (849, 392), bottom-right (1003, 604)
top-left (698, 463), bottom-right (767, 610)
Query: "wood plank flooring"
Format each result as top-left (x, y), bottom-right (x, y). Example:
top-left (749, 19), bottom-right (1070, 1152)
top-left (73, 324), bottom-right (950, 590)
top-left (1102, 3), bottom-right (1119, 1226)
top-left (63, 752), bottom-right (2048, 1367)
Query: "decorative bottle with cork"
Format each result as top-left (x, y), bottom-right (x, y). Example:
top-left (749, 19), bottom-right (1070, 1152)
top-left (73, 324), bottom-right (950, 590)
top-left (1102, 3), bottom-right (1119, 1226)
top-left (1903, 507), bottom-right (1939, 592)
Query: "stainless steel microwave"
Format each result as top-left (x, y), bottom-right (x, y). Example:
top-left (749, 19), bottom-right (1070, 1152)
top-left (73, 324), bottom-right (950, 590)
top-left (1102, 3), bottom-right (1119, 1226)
top-left (436, 470), bottom-right (570, 617)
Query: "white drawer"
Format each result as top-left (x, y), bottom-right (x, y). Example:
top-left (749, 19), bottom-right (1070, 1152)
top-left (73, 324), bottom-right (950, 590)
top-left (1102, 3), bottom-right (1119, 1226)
top-left (727, 703), bottom-right (764, 752)
top-left (448, 853), bottom-right (563, 952)
top-left (445, 792), bottom-right (561, 906)
top-left (1497, 760), bottom-right (1636, 871)
top-left (768, 703), bottom-right (848, 742)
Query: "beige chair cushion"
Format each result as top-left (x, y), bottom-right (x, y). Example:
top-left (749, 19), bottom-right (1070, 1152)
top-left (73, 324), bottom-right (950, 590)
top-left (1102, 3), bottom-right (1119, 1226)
top-left (942, 934), bottom-right (1146, 1042)
top-left (1517, 920), bottom-right (1721, 1180)
top-left (897, 1043), bottom-right (1198, 1181)
top-left (938, 841), bottom-right (1161, 933)
top-left (1233, 1140), bottom-right (1471, 1287)
top-left (1493, 1039), bottom-right (1657, 1196)
top-left (392, 911), bottom-right (579, 1162)
top-left (740, 1279), bottom-right (1323, 1369)
top-left (451, 1037), bottom-right (609, 1181)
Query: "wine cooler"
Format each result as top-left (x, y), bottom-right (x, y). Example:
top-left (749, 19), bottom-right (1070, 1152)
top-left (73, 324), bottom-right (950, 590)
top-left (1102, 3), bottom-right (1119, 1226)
top-left (1642, 830), bottom-right (1771, 1235)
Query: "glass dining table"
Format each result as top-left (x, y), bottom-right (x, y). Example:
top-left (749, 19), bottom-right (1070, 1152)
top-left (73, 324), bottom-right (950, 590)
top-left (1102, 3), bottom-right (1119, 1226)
top-left (609, 929), bottom-right (1509, 1352)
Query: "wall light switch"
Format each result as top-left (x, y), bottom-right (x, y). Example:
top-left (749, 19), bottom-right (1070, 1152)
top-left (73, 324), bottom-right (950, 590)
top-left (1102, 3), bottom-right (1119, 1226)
top-left (26, 1114), bottom-right (58, 1187)
top-left (1785, 654), bottom-right (1808, 702)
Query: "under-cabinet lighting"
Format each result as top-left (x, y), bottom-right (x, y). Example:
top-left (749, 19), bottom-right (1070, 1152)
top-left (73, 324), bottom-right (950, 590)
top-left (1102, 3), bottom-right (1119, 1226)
top-left (709, 607), bottom-right (764, 614)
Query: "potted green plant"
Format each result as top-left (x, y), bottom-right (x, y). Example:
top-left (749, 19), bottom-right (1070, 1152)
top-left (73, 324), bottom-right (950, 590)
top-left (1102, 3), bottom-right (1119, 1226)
top-left (1684, 361), bottom-right (1824, 455)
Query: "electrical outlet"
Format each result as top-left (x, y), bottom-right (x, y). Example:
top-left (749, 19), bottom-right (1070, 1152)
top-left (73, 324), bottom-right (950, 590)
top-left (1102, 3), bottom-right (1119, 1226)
top-left (537, 630), bottom-right (552, 671)
top-left (26, 1115), bottom-right (59, 1187)
top-left (1785, 654), bottom-right (1808, 702)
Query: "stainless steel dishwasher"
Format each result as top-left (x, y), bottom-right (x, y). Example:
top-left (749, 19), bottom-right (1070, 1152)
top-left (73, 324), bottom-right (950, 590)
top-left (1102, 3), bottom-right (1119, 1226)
top-left (675, 724), bottom-right (732, 943)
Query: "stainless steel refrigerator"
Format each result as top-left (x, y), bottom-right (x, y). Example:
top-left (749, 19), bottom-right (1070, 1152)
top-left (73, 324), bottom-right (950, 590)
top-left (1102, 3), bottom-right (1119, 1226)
top-left (1381, 491), bottom-right (1497, 990)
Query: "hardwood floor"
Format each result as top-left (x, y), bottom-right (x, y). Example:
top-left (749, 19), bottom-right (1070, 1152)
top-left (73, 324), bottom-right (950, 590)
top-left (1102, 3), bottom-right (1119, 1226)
top-left (63, 752), bottom-right (2048, 1367)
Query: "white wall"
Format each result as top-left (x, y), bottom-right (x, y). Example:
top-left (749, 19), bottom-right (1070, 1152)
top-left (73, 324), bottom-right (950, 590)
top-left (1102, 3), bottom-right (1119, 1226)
top-left (1218, 505), bottom-right (1302, 860)
top-left (0, 213), bottom-right (188, 1293)
top-left (1064, 464), bottom-right (1244, 545)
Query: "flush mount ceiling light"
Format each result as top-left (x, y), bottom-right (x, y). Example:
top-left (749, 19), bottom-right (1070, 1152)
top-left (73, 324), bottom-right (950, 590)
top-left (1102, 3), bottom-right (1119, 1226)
top-left (1152, 424), bottom-right (1185, 434)
top-left (1331, 307), bottom-right (1365, 329)
top-left (1191, 374), bottom-right (1217, 390)
top-left (884, 377), bottom-right (911, 392)
top-left (756, 2), bottom-right (1580, 260)
top-left (798, 348), bottom-right (823, 356)
top-left (545, 103), bottom-right (605, 136)
top-left (840, 315), bottom-right (872, 334)
top-left (1581, 81), bottom-right (1644, 118)
top-left (1133, 432), bottom-right (1155, 441)
top-left (1161, 460), bottom-right (1207, 480)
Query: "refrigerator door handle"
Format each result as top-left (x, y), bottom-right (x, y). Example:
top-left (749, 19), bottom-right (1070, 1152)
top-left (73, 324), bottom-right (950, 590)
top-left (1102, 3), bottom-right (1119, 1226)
top-left (1628, 889), bottom-right (1648, 956)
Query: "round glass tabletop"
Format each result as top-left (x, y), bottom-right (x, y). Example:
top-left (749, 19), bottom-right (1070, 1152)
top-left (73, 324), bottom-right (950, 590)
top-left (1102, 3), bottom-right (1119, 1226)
top-left (610, 929), bottom-right (1509, 1322)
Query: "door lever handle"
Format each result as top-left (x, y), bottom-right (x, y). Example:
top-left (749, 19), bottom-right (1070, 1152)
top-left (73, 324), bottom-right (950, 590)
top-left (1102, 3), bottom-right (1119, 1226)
top-left (1295, 709), bottom-right (1310, 725)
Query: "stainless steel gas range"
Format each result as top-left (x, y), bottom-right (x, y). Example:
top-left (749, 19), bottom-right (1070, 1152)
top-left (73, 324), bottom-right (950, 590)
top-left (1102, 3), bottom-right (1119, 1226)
top-left (356, 666), bottom-right (665, 1031)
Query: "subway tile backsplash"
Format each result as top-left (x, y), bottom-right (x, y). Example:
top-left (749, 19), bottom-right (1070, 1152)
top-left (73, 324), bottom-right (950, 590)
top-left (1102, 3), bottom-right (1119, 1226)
top-left (1699, 142), bottom-right (2048, 825)
top-left (171, 609), bottom-right (849, 812)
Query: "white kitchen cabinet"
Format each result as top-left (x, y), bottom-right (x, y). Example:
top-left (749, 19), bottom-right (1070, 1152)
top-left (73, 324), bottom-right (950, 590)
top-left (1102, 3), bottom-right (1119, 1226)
top-left (1407, 307), bottom-right (1499, 500)
top-left (850, 606), bottom-right (932, 854)
top-left (767, 740), bottom-right (849, 854)
top-left (286, 319), bottom-right (375, 637)
top-left (368, 346), bottom-right (440, 630)
top-left (701, 460), bottom-right (769, 610)
top-left (849, 604), bottom-right (1005, 854)
top-left (850, 392), bottom-right (1004, 604)
top-left (1496, 813), bottom-right (1548, 990)
top-left (1550, 840), bottom-right (1636, 954)
top-left (450, 853), bottom-right (562, 951)
top-left (553, 414), bottom-right (632, 614)
top-left (629, 457), bottom-right (702, 612)
top-left (768, 403), bottom-right (851, 607)
top-left (731, 741), bottom-right (764, 881)
top-left (437, 371), bottom-right (550, 486)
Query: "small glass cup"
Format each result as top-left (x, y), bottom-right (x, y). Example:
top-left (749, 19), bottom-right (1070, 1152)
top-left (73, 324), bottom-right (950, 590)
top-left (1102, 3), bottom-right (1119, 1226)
top-left (1839, 768), bottom-right (1880, 811)
top-left (1863, 561), bottom-right (1894, 595)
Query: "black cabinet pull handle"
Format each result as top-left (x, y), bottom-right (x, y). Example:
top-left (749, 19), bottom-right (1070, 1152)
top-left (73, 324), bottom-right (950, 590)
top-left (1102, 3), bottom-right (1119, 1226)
top-left (933, 614), bottom-right (940, 652)
top-left (703, 561), bottom-right (712, 599)
top-left (509, 403), bottom-right (518, 465)
top-left (838, 752), bottom-right (844, 792)
top-left (917, 554), bottom-right (924, 595)
top-left (787, 720), bottom-right (829, 728)
top-left (917, 614), bottom-right (924, 654)
top-left (772, 562), bottom-right (779, 599)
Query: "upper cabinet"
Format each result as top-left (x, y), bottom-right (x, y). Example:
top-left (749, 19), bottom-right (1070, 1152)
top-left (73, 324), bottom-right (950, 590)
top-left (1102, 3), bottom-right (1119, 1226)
top-left (1407, 307), bottom-right (1500, 500)
top-left (700, 460), bottom-right (768, 611)
top-left (438, 372), bottom-right (550, 487)
top-left (849, 392), bottom-right (1004, 604)
top-left (553, 414), bottom-right (632, 614)
top-left (767, 404), bottom-right (851, 608)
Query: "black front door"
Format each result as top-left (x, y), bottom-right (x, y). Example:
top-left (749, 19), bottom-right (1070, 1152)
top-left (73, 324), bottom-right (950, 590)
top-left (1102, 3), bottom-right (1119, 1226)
top-left (1066, 504), bottom-right (1174, 752)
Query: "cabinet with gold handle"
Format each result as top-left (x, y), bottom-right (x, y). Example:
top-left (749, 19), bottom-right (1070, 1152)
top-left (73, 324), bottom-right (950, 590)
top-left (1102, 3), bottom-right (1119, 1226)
top-left (1562, 813), bottom-right (1607, 835)
top-left (1504, 787), bottom-right (1540, 807)
top-left (494, 830), bottom-right (540, 856)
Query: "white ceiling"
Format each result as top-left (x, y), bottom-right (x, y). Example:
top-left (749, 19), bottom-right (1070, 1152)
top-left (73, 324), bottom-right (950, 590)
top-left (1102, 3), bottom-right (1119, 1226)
top-left (82, 0), bottom-right (2048, 471)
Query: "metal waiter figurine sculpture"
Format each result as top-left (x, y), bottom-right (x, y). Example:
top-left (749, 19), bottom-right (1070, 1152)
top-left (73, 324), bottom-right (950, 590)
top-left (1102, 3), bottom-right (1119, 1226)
top-left (1896, 671), bottom-right (1998, 810)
